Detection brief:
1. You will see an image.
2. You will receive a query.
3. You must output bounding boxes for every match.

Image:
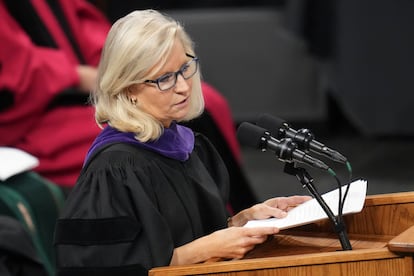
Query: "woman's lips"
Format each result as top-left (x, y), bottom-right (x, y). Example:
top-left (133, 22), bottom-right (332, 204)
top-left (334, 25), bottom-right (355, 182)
top-left (174, 97), bottom-right (188, 107)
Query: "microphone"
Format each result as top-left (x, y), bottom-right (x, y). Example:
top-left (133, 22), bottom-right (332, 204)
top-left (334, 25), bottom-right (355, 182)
top-left (256, 114), bottom-right (347, 163)
top-left (237, 122), bottom-right (329, 170)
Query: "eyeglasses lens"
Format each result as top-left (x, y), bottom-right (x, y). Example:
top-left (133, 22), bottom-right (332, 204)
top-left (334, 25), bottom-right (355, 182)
top-left (158, 58), bottom-right (198, 91)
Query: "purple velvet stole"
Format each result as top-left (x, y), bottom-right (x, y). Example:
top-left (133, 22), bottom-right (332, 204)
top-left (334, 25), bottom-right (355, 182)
top-left (84, 122), bottom-right (195, 166)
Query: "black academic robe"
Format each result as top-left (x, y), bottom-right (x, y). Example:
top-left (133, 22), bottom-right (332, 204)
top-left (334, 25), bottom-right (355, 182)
top-left (54, 133), bottom-right (230, 275)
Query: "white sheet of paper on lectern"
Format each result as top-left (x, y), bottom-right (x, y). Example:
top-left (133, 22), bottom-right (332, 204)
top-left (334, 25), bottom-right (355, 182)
top-left (244, 179), bottom-right (367, 230)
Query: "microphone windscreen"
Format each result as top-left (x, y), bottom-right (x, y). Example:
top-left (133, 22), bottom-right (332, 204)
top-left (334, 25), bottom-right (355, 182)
top-left (236, 122), bottom-right (266, 149)
top-left (256, 114), bottom-right (286, 137)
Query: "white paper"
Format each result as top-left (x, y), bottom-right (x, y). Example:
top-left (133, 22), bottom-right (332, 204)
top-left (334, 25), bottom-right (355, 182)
top-left (244, 179), bottom-right (367, 229)
top-left (0, 147), bottom-right (39, 181)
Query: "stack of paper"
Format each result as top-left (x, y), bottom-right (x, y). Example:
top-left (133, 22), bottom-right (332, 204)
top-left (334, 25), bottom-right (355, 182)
top-left (244, 179), bottom-right (367, 230)
top-left (0, 147), bottom-right (39, 181)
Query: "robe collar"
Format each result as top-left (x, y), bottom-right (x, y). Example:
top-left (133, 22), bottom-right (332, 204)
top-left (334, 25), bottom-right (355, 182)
top-left (85, 122), bottom-right (194, 165)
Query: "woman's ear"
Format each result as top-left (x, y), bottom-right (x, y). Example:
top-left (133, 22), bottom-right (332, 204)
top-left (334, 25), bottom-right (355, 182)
top-left (130, 97), bottom-right (137, 105)
top-left (126, 85), bottom-right (138, 105)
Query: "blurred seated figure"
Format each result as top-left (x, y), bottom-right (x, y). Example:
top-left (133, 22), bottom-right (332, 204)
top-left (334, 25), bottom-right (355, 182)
top-left (0, 0), bottom-right (256, 210)
top-left (0, 0), bottom-right (111, 189)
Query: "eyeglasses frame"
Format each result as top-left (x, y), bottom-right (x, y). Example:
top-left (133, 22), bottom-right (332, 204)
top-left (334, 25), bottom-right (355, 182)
top-left (144, 53), bottom-right (199, 92)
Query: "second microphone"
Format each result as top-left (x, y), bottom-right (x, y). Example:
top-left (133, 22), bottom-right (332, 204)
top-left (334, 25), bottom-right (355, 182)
top-left (237, 122), bottom-right (329, 170)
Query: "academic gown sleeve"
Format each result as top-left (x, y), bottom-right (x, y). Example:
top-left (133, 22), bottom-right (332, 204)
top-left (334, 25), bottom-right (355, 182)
top-left (0, 2), bottom-right (79, 144)
top-left (54, 154), bottom-right (175, 275)
top-left (54, 134), bottom-right (230, 275)
top-left (0, 0), bottom-right (110, 145)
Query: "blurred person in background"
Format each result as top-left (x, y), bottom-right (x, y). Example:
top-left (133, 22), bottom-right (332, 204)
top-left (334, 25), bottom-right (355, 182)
top-left (0, 0), bottom-right (111, 192)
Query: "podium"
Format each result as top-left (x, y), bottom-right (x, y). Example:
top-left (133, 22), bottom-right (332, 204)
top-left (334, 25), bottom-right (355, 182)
top-left (149, 191), bottom-right (414, 275)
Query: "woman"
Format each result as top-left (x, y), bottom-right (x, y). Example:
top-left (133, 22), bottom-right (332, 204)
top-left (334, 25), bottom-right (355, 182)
top-left (54, 9), bottom-right (310, 275)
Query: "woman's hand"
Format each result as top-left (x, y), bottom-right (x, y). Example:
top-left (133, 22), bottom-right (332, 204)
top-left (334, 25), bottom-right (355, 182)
top-left (170, 195), bottom-right (311, 266)
top-left (76, 65), bottom-right (98, 93)
top-left (228, 195), bottom-right (312, 227)
top-left (263, 195), bottom-right (313, 213)
top-left (170, 226), bottom-right (279, 265)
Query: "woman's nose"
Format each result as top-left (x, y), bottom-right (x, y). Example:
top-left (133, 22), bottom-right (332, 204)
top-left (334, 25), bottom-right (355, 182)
top-left (174, 73), bottom-right (190, 92)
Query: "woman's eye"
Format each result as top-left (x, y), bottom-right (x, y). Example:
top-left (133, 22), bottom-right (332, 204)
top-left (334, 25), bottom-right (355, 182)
top-left (158, 73), bottom-right (174, 83)
top-left (181, 64), bottom-right (190, 73)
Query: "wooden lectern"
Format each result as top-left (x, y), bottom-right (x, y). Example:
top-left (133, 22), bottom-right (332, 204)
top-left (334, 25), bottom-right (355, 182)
top-left (149, 192), bottom-right (414, 275)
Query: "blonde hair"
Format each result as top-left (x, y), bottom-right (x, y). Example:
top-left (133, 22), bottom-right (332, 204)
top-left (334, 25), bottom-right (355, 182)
top-left (93, 10), bottom-right (204, 142)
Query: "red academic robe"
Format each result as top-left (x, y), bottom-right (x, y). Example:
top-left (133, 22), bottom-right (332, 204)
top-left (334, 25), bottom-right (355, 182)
top-left (0, 0), bottom-right (110, 186)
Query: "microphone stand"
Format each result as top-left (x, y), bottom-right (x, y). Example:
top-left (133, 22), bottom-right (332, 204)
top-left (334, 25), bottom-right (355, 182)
top-left (284, 162), bottom-right (352, 251)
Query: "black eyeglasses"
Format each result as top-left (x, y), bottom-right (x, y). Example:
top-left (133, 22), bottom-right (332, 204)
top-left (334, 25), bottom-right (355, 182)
top-left (144, 54), bottom-right (199, 91)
